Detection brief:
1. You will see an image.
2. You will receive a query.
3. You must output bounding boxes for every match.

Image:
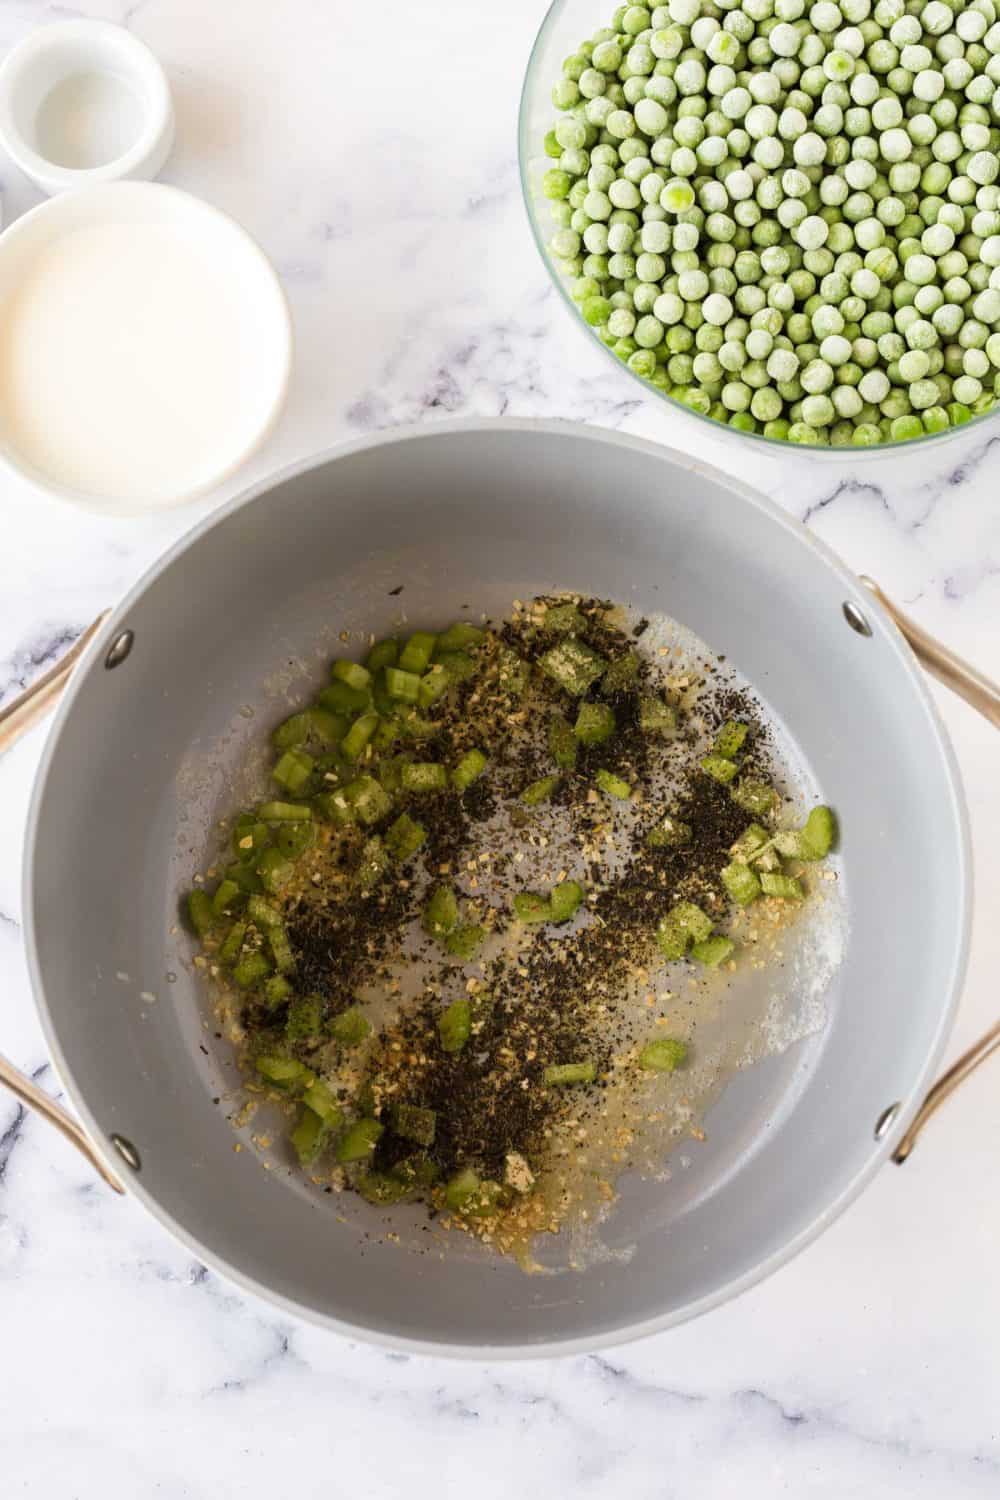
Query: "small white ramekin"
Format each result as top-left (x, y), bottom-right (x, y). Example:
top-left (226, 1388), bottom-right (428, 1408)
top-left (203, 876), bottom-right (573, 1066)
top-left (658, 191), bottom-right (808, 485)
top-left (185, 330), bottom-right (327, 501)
top-left (0, 20), bottom-right (174, 196)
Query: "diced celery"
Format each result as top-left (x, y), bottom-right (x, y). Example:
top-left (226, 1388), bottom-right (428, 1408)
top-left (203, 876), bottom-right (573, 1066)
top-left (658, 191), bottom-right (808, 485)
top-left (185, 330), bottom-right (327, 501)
top-left (417, 664), bottom-right (451, 710)
top-left (438, 998), bottom-right (472, 1053)
top-left (700, 753), bottom-right (739, 785)
top-left (286, 993), bottom-right (323, 1039)
top-left (398, 632), bottom-right (436, 673)
top-left (690, 935), bottom-right (736, 966)
top-left (255, 1055), bottom-right (314, 1091)
top-left (385, 811), bottom-right (427, 861)
top-left (385, 666), bottom-right (421, 703)
top-left (218, 920), bottom-right (248, 966)
top-left (257, 847), bottom-right (295, 894)
top-left (522, 774), bottom-right (560, 805)
top-left (544, 602), bottom-right (586, 633)
top-left (344, 773), bottom-right (392, 826)
top-left (331, 659), bottom-right (371, 692)
top-left (335, 1117), bottom-right (384, 1164)
top-left (187, 889), bottom-right (214, 936)
top-left (319, 680), bottom-right (371, 715)
top-left (341, 711), bottom-right (378, 762)
top-left (802, 805), bottom-right (837, 859)
top-left (548, 714), bottom-right (578, 769)
top-left (543, 1061), bottom-right (596, 1085)
top-left (262, 974), bottom-right (293, 1009)
top-left (539, 638), bottom-right (607, 695)
top-left (356, 836), bottom-right (389, 892)
top-left (291, 1106), bottom-right (329, 1166)
top-left (639, 695), bottom-right (677, 734)
top-left (638, 1038), bottom-right (688, 1071)
top-left (549, 879), bottom-right (584, 923)
top-left (452, 748), bottom-right (488, 791)
top-left (232, 950), bottom-right (272, 990)
top-left (366, 638), bottom-right (399, 673)
top-left (423, 884), bottom-right (459, 937)
top-left (435, 622), bottom-right (485, 652)
top-left (444, 1166), bottom-right (481, 1212)
top-left (646, 815), bottom-right (692, 848)
top-left (574, 701), bottom-right (616, 744)
top-left (731, 779), bottom-right (779, 817)
top-left (258, 800), bottom-right (313, 822)
top-left (392, 1102), bottom-right (437, 1146)
top-left (401, 762), bottom-right (448, 793)
top-left (760, 872), bottom-right (804, 900)
top-left (328, 1005), bottom-right (372, 1046)
top-left (603, 651), bottom-right (640, 694)
top-left (721, 861), bottom-right (761, 905)
top-left (273, 747), bottom-right (314, 793)
top-left (595, 768), bottom-right (631, 799)
top-left (444, 924), bottom-right (484, 960)
top-left (303, 1080), bottom-right (344, 1128)
top-left (513, 891), bottom-right (551, 924)
top-left (714, 719), bottom-right (749, 758)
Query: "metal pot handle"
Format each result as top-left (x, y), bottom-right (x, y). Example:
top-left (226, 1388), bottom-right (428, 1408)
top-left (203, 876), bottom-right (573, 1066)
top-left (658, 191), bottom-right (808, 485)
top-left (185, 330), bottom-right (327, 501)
top-left (0, 591), bottom-right (996, 1186)
top-left (0, 612), bottom-right (124, 1193)
top-left (858, 579), bottom-right (1000, 1163)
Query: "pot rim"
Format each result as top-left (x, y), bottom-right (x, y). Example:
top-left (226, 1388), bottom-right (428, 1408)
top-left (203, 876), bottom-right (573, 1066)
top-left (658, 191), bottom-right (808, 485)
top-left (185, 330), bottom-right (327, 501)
top-left (22, 416), bottom-right (973, 1358)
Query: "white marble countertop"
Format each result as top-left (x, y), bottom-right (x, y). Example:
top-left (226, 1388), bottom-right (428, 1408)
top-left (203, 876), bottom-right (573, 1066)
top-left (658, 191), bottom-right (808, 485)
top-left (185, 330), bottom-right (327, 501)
top-left (0, 0), bottom-right (998, 1493)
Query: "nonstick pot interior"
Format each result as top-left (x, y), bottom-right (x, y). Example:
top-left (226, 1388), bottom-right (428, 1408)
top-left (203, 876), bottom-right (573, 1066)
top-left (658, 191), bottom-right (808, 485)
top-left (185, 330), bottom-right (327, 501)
top-left (25, 421), bottom-right (969, 1355)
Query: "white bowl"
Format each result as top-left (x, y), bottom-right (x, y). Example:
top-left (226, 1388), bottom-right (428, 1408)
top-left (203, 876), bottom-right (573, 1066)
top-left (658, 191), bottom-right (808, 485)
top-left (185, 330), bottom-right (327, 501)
top-left (0, 19), bottom-right (174, 195)
top-left (0, 182), bottom-right (292, 514)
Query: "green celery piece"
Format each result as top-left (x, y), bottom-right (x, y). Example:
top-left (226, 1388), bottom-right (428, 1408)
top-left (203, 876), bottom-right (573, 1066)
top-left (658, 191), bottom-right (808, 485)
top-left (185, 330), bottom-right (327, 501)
top-left (366, 638), bottom-right (399, 673)
top-left (384, 666), bottom-right (421, 703)
top-left (513, 891), bottom-right (551, 924)
top-left (435, 622), bottom-right (485, 653)
top-left (646, 815), bottom-right (692, 848)
top-left (225, 863), bottom-right (264, 898)
top-left (602, 651), bottom-right (640, 694)
top-left (444, 924), bottom-right (484, 960)
top-left (656, 901), bottom-right (713, 959)
top-left (548, 714), bottom-right (578, 769)
top-left (401, 762), bottom-right (448, 793)
top-left (543, 602), bottom-right (587, 633)
top-left (232, 950), bottom-right (272, 990)
top-left (732, 822), bottom-right (781, 871)
top-left (356, 836), bottom-right (389, 892)
top-left (496, 645), bottom-right (530, 697)
top-left (255, 1055), bottom-right (314, 1091)
top-left (638, 1038), bottom-right (688, 1072)
top-left (700, 753), bottom-right (739, 785)
top-left (303, 1080), bottom-right (343, 1128)
top-left (258, 800), bottom-right (313, 822)
top-left (760, 872), bottom-right (804, 900)
top-left (371, 671), bottom-right (397, 718)
top-left (417, 663), bottom-right (451, 710)
top-left (275, 821), bottom-right (316, 859)
top-left (262, 974), bottom-right (293, 1009)
top-left (731, 779), bottom-right (779, 817)
top-left (355, 1171), bottom-right (413, 1205)
top-left (444, 1166), bottom-right (482, 1213)
top-left (539, 637), bottom-right (607, 696)
top-left (231, 815), bottom-right (270, 860)
top-left (374, 719), bottom-right (399, 753)
top-left (344, 773), bottom-right (392, 825)
top-left (328, 1005), bottom-right (372, 1046)
top-left (714, 719), bottom-right (749, 758)
top-left (267, 923), bottom-right (295, 974)
top-left (452, 748), bottom-right (488, 790)
top-left (802, 805), bottom-right (837, 858)
top-left (521, 774), bottom-right (560, 805)
top-left (435, 650), bottom-right (477, 682)
top-left (457, 1177), bottom-right (504, 1219)
top-left (319, 680), bottom-right (372, 715)
top-left (187, 889), bottom-right (214, 936)
top-left (257, 847), bottom-right (295, 894)
top-left (574, 701), bottom-right (616, 744)
top-left (335, 1118), bottom-right (384, 1165)
top-left (392, 1154), bottom-right (440, 1189)
top-left (549, 879), bottom-right (584, 923)
top-left (639, 695), bottom-right (677, 734)
top-left (314, 788), bottom-right (354, 825)
top-left (291, 1106), bottom-right (329, 1166)
top-left (423, 884), bottom-right (458, 938)
top-left (394, 709), bottom-right (438, 741)
top-left (218, 920), bottom-right (248, 966)
top-left (543, 1061), bottom-right (596, 1086)
top-left (398, 631), bottom-right (436, 673)
top-left (341, 711), bottom-right (378, 762)
top-left (377, 753), bottom-right (412, 795)
top-left (272, 712), bottom-right (312, 751)
top-left (385, 811), bottom-right (427, 861)
top-left (595, 768), bottom-right (631, 799)
top-left (331, 659), bottom-right (371, 692)
top-left (721, 861), bottom-right (762, 905)
top-left (690, 935), bottom-right (736, 966)
top-left (438, 998), bottom-right (472, 1053)
top-left (391, 1102), bottom-right (437, 1147)
top-left (272, 747), bottom-right (315, 793)
top-left (286, 993), bottom-right (323, 1040)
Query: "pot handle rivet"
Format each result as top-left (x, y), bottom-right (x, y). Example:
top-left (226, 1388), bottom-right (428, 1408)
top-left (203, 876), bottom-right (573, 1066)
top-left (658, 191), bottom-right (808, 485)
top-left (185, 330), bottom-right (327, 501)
top-left (874, 1102), bottom-right (901, 1141)
top-left (842, 600), bottom-right (873, 637)
top-left (110, 1134), bottom-right (141, 1171)
top-left (104, 631), bottom-right (134, 670)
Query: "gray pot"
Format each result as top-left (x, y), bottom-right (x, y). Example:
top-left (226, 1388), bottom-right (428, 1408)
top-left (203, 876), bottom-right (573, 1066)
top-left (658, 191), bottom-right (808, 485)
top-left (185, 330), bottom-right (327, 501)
top-left (2, 420), bottom-right (997, 1357)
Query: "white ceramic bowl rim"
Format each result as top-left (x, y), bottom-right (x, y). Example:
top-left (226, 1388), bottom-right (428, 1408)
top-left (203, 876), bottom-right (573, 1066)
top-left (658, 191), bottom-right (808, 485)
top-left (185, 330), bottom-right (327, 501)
top-left (0, 19), bottom-right (173, 190)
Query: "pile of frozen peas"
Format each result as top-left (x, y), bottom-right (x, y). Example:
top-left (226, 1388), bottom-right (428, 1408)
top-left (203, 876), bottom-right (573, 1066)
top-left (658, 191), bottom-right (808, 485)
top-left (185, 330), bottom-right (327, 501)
top-left (542, 0), bottom-right (1000, 444)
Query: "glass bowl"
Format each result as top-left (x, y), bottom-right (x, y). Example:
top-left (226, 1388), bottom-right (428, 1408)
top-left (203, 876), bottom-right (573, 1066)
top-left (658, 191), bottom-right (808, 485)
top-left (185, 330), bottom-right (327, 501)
top-left (518, 0), bottom-right (998, 458)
